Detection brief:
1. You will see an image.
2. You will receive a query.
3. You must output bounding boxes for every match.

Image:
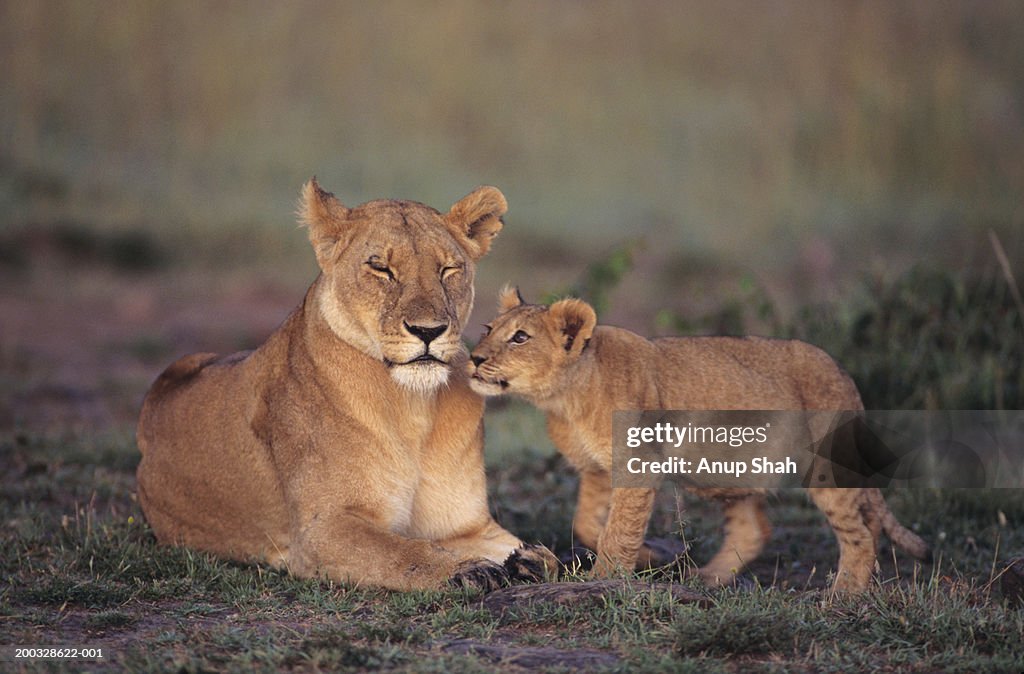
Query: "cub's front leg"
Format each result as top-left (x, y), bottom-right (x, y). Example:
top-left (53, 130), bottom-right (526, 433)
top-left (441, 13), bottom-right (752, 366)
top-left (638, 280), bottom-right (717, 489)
top-left (572, 470), bottom-right (612, 551)
top-left (573, 471), bottom-right (682, 571)
top-left (591, 486), bottom-right (656, 577)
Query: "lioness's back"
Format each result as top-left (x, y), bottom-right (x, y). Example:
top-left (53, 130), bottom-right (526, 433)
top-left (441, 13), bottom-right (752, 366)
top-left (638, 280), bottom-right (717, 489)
top-left (136, 342), bottom-right (291, 559)
top-left (138, 351), bottom-right (252, 440)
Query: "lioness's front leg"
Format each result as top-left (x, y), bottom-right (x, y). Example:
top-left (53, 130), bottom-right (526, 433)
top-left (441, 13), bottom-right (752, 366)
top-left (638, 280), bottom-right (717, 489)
top-left (591, 486), bottom-right (656, 577)
top-left (287, 508), bottom-right (512, 591)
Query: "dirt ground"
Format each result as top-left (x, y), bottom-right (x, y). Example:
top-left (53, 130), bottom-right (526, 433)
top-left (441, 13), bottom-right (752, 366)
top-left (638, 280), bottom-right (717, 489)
top-left (0, 258), bottom-right (307, 434)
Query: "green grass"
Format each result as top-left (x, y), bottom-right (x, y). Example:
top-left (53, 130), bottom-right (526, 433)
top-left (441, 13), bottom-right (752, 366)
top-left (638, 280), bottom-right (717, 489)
top-left (2, 421), bottom-right (1022, 672)
top-left (669, 585), bottom-right (1024, 672)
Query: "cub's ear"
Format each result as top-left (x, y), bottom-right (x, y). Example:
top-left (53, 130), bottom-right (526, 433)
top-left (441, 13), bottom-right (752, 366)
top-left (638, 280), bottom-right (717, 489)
top-left (547, 298), bottom-right (597, 355)
top-left (298, 178), bottom-right (351, 269)
top-left (497, 284), bottom-right (526, 313)
top-left (445, 186), bottom-right (507, 259)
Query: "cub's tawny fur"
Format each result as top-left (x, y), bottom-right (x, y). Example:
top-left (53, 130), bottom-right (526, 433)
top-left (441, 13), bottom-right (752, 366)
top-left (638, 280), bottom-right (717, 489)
top-left (136, 181), bottom-right (556, 591)
top-left (468, 289), bottom-right (929, 593)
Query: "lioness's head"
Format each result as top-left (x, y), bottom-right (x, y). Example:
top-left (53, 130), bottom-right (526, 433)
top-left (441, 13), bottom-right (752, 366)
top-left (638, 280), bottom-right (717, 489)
top-left (299, 178), bottom-right (506, 393)
top-left (468, 287), bottom-right (597, 401)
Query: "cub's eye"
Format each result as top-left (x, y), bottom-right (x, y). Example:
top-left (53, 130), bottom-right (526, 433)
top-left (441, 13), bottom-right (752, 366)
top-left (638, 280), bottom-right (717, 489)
top-left (366, 257), bottom-right (395, 280)
top-left (509, 330), bottom-right (530, 345)
top-left (441, 265), bottom-right (462, 281)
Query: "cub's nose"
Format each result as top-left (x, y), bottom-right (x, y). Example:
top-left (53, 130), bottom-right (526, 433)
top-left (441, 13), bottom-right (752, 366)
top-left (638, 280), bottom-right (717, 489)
top-left (404, 321), bottom-right (448, 346)
top-left (471, 355), bottom-right (486, 367)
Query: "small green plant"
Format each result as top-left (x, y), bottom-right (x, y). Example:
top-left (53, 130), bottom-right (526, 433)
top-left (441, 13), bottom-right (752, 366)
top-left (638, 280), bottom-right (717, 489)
top-left (543, 240), bottom-right (640, 315)
top-left (655, 266), bottom-right (1023, 409)
top-left (84, 610), bottom-right (136, 630)
top-left (655, 274), bottom-right (783, 337)
top-left (789, 267), bottom-right (1023, 409)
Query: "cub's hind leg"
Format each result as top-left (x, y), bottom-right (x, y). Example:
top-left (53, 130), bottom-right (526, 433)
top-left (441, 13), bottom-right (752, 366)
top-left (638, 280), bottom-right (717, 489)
top-left (699, 495), bottom-right (771, 586)
top-left (808, 487), bottom-right (880, 593)
top-left (592, 487), bottom-right (656, 577)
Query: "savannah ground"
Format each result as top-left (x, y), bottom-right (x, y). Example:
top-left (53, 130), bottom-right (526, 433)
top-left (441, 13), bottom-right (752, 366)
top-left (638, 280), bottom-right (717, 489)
top-left (3, 3), bottom-right (1024, 671)
top-left (2, 237), bottom-right (1023, 672)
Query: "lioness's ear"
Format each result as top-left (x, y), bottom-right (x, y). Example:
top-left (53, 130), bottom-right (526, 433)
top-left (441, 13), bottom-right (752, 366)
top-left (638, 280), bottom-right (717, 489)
top-left (298, 178), bottom-right (351, 269)
top-left (497, 284), bottom-right (526, 313)
top-left (548, 298), bottom-right (597, 355)
top-left (445, 186), bottom-right (507, 259)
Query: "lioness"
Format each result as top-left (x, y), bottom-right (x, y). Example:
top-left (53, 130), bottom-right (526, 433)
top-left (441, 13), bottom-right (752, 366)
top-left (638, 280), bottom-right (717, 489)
top-left (468, 288), bottom-right (929, 593)
top-left (137, 180), bottom-right (556, 591)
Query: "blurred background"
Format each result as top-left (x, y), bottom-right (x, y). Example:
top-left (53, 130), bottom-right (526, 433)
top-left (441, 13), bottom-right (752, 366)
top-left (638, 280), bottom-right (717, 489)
top-left (2, 1), bottom-right (1023, 432)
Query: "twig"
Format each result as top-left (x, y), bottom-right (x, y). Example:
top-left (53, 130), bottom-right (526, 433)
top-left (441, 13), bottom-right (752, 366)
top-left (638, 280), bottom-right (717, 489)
top-left (988, 229), bottom-right (1024, 322)
top-left (480, 579), bottom-right (710, 614)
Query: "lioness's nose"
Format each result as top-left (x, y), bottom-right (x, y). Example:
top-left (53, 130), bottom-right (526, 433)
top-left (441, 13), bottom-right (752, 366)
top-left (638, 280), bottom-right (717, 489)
top-left (405, 321), bottom-right (448, 346)
top-left (471, 355), bottom-right (486, 367)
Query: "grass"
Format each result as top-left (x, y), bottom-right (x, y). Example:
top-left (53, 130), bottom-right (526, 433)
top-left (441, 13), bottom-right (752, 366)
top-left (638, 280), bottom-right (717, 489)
top-left (669, 585), bottom-right (1024, 671)
top-left (2, 416), bottom-right (1023, 671)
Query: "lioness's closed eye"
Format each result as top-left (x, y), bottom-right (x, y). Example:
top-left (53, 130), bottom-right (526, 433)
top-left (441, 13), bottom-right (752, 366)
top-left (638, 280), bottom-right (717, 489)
top-left (468, 288), bottom-right (929, 593)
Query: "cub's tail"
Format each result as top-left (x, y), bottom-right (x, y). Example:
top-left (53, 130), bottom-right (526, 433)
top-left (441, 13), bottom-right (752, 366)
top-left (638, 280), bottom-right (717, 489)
top-left (869, 489), bottom-right (931, 562)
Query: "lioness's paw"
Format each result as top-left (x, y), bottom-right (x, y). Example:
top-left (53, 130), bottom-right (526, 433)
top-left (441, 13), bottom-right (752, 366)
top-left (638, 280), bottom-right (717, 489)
top-left (449, 558), bottom-right (510, 593)
top-left (504, 544), bottom-right (560, 583)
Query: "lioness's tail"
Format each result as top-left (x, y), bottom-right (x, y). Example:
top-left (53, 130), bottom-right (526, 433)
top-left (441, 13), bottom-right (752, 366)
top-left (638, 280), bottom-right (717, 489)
top-left (869, 489), bottom-right (931, 561)
top-left (145, 352), bottom-right (221, 403)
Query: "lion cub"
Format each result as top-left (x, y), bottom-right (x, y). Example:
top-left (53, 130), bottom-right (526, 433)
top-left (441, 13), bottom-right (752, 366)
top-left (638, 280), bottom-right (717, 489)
top-left (468, 288), bottom-right (929, 593)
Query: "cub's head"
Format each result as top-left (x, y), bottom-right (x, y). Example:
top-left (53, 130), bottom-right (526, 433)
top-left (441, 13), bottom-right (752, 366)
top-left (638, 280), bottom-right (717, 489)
top-left (468, 287), bottom-right (597, 402)
top-left (299, 178), bottom-right (506, 393)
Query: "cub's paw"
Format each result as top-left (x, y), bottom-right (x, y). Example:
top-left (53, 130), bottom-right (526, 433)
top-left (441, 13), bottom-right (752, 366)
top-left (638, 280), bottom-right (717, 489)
top-left (558, 546), bottom-right (597, 573)
top-left (588, 554), bottom-right (634, 580)
top-left (504, 544), bottom-right (560, 583)
top-left (449, 558), bottom-right (510, 593)
top-left (638, 537), bottom-right (688, 568)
